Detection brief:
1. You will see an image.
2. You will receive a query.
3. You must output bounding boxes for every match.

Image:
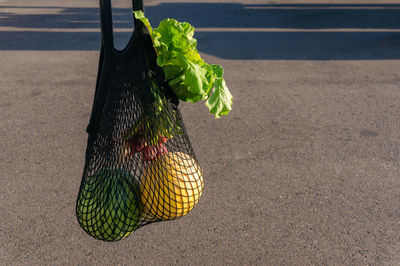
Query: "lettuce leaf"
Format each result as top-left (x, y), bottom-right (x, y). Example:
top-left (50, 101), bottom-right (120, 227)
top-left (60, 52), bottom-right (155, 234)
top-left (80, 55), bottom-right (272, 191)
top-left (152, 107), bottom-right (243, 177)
top-left (205, 65), bottom-right (232, 118)
top-left (134, 11), bottom-right (232, 118)
top-left (133, 10), bottom-right (153, 36)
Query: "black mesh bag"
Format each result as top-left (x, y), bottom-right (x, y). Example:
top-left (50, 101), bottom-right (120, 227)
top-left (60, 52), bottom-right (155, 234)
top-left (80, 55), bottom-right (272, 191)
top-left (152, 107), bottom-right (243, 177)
top-left (76, 0), bottom-right (204, 241)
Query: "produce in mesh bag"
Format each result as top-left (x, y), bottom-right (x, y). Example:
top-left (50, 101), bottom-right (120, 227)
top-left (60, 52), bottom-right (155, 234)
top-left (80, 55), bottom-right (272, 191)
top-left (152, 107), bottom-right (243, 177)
top-left (76, 0), bottom-right (232, 241)
top-left (140, 152), bottom-right (203, 220)
top-left (76, 169), bottom-right (141, 241)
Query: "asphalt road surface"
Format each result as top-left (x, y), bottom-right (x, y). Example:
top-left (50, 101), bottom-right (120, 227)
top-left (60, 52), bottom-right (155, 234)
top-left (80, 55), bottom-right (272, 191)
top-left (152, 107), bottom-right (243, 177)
top-left (1, 0), bottom-right (400, 265)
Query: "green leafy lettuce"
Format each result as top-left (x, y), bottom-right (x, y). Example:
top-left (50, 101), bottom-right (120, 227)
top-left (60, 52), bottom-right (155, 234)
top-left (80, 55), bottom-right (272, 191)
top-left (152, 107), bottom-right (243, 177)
top-left (134, 11), bottom-right (232, 118)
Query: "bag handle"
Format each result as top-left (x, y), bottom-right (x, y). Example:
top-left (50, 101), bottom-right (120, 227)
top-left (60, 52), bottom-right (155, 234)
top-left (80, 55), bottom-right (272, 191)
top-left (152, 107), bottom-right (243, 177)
top-left (99, 0), bottom-right (144, 55)
top-left (86, 0), bottom-right (144, 134)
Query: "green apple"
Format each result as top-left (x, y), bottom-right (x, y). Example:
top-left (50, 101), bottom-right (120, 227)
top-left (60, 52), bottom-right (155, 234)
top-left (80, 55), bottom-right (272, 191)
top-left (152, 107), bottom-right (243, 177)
top-left (76, 169), bottom-right (141, 241)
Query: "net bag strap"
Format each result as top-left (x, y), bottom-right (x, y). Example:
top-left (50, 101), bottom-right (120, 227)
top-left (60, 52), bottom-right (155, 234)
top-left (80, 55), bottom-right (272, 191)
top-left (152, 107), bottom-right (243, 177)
top-left (86, 0), bottom-right (144, 134)
top-left (99, 0), bottom-right (113, 56)
top-left (100, 0), bottom-right (144, 55)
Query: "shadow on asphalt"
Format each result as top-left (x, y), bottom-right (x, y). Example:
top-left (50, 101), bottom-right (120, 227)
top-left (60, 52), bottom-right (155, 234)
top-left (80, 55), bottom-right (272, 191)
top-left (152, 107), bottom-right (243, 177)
top-left (1, 3), bottom-right (400, 59)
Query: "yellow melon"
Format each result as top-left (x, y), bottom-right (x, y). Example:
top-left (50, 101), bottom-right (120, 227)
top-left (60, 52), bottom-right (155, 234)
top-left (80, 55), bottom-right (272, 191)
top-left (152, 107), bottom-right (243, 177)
top-left (140, 152), bottom-right (203, 220)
